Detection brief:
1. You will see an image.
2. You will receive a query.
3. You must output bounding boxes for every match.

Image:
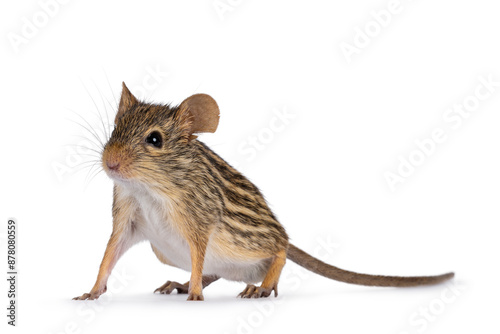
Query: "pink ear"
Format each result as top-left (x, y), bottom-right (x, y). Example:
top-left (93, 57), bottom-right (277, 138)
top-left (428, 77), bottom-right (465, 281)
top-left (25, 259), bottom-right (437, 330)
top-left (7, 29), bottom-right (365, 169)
top-left (178, 94), bottom-right (220, 140)
top-left (115, 82), bottom-right (138, 124)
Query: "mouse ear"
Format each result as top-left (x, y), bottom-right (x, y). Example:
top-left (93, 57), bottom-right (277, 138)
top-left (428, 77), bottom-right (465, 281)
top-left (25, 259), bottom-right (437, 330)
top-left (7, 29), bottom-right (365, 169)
top-left (178, 94), bottom-right (220, 141)
top-left (115, 82), bottom-right (138, 124)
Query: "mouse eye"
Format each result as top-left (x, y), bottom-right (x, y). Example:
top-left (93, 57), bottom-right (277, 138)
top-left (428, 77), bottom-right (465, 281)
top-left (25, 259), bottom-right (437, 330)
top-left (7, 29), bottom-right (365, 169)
top-left (145, 131), bottom-right (163, 148)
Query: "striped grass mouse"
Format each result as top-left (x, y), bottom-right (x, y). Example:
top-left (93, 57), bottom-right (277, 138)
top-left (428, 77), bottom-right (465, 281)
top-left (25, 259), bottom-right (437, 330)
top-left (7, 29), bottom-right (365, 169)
top-left (73, 83), bottom-right (454, 301)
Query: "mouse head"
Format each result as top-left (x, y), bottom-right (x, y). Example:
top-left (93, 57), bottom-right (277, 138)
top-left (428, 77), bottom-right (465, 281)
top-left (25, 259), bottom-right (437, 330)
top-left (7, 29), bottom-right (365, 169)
top-left (102, 82), bottom-right (219, 186)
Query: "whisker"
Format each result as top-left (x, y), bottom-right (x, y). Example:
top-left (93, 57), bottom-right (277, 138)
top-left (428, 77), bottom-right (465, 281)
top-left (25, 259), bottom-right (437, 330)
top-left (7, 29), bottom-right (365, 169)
top-left (103, 68), bottom-right (118, 109)
top-left (62, 144), bottom-right (103, 156)
top-left (91, 79), bottom-right (113, 141)
top-left (71, 158), bottom-right (101, 167)
top-left (101, 69), bottom-right (120, 126)
top-left (68, 133), bottom-right (103, 152)
top-left (73, 161), bottom-right (102, 174)
top-left (84, 160), bottom-right (103, 185)
top-left (79, 79), bottom-right (109, 144)
top-left (65, 109), bottom-right (105, 149)
top-left (84, 168), bottom-right (105, 190)
top-left (66, 153), bottom-right (101, 159)
top-left (67, 160), bottom-right (102, 172)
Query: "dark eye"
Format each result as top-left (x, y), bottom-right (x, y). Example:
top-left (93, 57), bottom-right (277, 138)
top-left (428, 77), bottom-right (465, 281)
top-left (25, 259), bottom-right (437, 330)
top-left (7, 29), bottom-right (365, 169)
top-left (146, 131), bottom-right (163, 148)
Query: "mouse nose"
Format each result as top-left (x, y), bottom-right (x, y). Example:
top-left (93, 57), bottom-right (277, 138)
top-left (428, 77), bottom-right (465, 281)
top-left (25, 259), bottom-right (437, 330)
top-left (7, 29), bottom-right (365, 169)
top-left (106, 161), bottom-right (120, 171)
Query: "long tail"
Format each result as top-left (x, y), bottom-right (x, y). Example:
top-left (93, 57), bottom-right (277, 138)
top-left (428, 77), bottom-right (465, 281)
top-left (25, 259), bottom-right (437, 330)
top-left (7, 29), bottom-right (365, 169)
top-left (287, 244), bottom-right (454, 287)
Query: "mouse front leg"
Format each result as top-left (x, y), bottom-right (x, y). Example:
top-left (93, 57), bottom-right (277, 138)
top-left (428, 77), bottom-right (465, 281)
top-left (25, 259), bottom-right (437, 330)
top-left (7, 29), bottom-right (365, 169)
top-left (73, 225), bottom-right (136, 300)
top-left (74, 186), bottom-right (140, 301)
top-left (186, 239), bottom-right (208, 301)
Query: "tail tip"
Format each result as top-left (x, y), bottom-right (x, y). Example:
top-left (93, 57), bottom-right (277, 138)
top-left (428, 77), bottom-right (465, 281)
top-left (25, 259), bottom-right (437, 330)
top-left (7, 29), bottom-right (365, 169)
top-left (442, 272), bottom-right (455, 281)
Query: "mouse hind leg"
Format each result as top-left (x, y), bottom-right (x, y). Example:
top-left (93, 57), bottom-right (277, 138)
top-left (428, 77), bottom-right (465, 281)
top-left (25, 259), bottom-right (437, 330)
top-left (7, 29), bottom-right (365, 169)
top-left (238, 249), bottom-right (286, 298)
top-left (151, 244), bottom-right (220, 295)
top-left (155, 275), bottom-right (220, 294)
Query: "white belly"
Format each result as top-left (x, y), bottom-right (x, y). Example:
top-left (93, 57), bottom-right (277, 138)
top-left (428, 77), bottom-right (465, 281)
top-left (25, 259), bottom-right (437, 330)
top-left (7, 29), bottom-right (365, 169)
top-left (132, 189), bottom-right (192, 271)
top-left (131, 188), bottom-right (268, 283)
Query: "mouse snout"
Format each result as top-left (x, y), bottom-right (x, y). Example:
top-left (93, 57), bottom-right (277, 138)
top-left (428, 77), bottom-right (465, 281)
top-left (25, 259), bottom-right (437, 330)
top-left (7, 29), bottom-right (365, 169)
top-left (104, 154), bottom-right (123, 174)
top-left (106, 160), bottom-right (120, 171)
top-left (102, 143), bottom-right (134, 180)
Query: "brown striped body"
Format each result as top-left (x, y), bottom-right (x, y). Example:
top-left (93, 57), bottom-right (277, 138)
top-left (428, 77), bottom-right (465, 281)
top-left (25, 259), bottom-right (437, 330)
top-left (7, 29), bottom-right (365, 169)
top-left (113, 139), bottom-right (288, 284)
top-left (73, 83), bottom-right (454, 302)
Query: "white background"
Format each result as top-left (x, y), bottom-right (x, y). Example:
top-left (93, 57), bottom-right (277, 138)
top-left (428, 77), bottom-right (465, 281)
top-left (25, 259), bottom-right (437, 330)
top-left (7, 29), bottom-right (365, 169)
top-left (1, 0), bottom-right (499, 333)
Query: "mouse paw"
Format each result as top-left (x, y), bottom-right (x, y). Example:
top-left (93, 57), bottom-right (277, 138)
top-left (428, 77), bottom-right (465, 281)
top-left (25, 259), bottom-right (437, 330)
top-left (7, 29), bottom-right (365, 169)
top-left (187, 292), bottom-right (204, 301)
top-left (238, 284), bottom-right (277, 298)
top-left (72, 287), bottom-right (106, 301)
top-left (154, 280), bottom-right (189, 294)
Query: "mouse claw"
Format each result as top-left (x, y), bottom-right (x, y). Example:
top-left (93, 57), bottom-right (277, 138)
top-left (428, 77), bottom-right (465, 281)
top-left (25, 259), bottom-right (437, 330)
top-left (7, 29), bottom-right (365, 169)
top-left (154, 280), bottom-right (189, 294)
top-left (238, 284), bottom-right (276, 299)
top-left (72, 291), bottom-right (101, 300)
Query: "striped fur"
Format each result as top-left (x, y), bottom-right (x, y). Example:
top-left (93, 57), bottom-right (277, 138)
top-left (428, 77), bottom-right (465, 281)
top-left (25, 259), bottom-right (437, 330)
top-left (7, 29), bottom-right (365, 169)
top-left (73, 84), bottom-right (453, 302)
